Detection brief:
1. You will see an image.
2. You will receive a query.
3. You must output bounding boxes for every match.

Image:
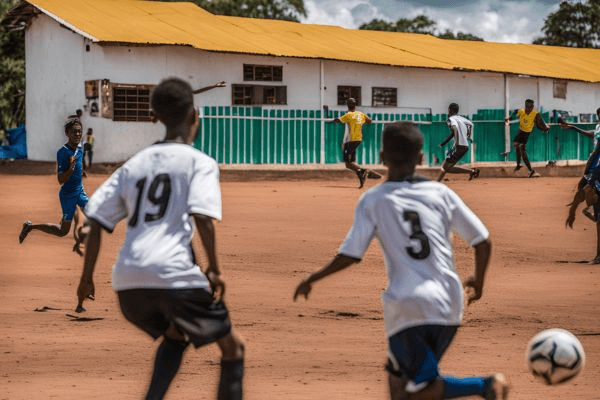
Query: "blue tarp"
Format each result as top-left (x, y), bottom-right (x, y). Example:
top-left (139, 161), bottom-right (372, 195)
top-left (0, 125), bottom-right (27, 159)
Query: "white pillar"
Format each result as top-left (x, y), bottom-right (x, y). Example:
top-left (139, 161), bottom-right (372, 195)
top-left (320, 60), bottom-right (326, 164)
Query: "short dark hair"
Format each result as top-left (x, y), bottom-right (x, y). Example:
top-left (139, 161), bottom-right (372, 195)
top-left (347, 98), bottom-right (356, 108)
top-left (151, 77), bottom-right (194, 128)
top-left (448, 103), bottom-right (459, 114)
top-left (525, 99), bottom-right (534, 105)
top-left (64, 115), bottom-right (82, 133)
top-left (382, 122), bottom-right (423, 165)
top-left (596, 107), bottom-right (600, 115)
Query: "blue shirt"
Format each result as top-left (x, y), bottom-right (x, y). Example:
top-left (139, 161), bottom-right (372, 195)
top-left (57, 143), bottom-right (84, 194)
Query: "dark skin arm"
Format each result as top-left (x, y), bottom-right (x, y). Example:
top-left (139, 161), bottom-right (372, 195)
top-left (192, 81), bottom-right (226, 94)
top-left (439, 127), bottom-right (457, 147)
top-left (534, 113), bottom-right (550, 132)
top-left (463, 239), bottom-right (492, 305)
top-left (559, 122), bottom-right (594, 139)
top-left (76, 219), bottom-right (101, 309)
top-left (57, 156), bottom-right (76, 185)
top-left (193, 214), bottom-right (225, 302)
top-left (293, 254), bottom-right (360, 301)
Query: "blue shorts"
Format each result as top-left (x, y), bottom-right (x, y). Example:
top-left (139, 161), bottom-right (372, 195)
top-left (386, 325), bottom-right (458, 386)
top-left (59, 189), bottom-right (89, 221)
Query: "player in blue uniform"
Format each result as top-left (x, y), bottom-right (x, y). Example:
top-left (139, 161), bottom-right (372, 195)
top-left (19, 116), bottom-right (88, 255)
top-left (560, 107), bottom-right (600, 263)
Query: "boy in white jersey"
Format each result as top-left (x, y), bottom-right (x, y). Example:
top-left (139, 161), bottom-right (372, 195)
top-left (77, 78), bottom-right (244, 400)
top-left (437, 103), bottom-right (480, 182)
top-left (560, 107), bottom-right (600, 263)
top-left (294, 122), bottom-right (508, 400)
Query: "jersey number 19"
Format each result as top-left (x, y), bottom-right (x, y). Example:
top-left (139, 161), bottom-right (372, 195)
top-left (129, 174), bottom-right (172, 227)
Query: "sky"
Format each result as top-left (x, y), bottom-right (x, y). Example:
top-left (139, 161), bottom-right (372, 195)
top-left (300, 0), bottom-right (562, 44)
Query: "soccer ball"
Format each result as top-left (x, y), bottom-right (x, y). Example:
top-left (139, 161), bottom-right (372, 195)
top-left (526, 328), bottom-right (585, 385)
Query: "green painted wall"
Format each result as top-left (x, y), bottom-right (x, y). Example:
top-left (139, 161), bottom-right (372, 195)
top-left (195, 107), bottom-right (596, 165)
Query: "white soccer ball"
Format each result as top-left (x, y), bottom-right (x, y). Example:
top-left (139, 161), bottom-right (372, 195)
top-left (526, 328), bottom-right (585, 385)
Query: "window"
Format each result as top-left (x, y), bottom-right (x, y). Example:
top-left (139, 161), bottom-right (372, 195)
top-left (243, 64), bottom-right (283, 82)
top-left (112, 84), bottom-right (154, 122)
top-left (553, 80), bottom-right (567, 99)
top-left (337, 86), bottom-right (361, 106)
top-left (232, 84), bottom-right (287, 105)
top-left (372, 87), bottom-right (397, 107)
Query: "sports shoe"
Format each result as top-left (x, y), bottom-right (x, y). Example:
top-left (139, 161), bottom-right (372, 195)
top-left (484, 373), bottom-right (509, 400)
top-left (528, 170), bottom-right (541, 178)
top-left (514, 165), bottom-right (522, 172)
top-left (358, 169), bottom-right (367, 189)
top-left (366, 170), bottom-right (382, 179)
top-left (19, 221), bottom-right (32, 244)
top-left (469, 168), bottom-right (481, 181)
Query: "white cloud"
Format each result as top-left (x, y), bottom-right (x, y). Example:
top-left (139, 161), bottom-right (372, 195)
top-left (300, 0), bottom-right (562, 44)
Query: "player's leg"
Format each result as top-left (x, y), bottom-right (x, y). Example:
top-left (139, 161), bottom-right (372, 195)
top-left (387, 325), bottom-right (507, 400)
top-left (438, 147), bottom-right (479, 181)
top-left (72, 192), bottom-right (90, 256)
top-left (344, 141), bottom-right (367, 188)
top-left (513, 141), bottom-right (522, 170)
top-left (566, 178), bottom-right (588, 228)
top-left (216, 329), bottom-right (245, 400)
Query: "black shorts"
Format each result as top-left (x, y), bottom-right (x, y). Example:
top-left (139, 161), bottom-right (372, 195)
top-left (513, 130), bottom-right (531, 145)
top-left (117, 288), bottom-right (231, 348)
top-left (444, 145), bottom-right (468, 166)
top-left (343, 141), bottom-right (361, 164)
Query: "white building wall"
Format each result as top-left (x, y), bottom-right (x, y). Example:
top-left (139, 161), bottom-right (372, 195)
top-left (26, 14), bottom-right (600, 162)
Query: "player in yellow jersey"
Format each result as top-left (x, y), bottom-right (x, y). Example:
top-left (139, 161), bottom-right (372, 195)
top-left (330, 98), bottom-right (381, 188)
top-left (504, 99), bottom-right (549, 178)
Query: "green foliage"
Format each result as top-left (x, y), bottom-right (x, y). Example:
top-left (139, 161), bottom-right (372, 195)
top-left (359, 14), bottom-right (483, 41)
top-left (158, 0), bottom-right (306, 22)
top-left (533, 0), bottom-right (600, 48)
top-left (0, 0), bottom-right (25, 131)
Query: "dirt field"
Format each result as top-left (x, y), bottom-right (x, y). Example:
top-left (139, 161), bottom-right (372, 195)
top-left (1, 169), bottom-right (599, 400)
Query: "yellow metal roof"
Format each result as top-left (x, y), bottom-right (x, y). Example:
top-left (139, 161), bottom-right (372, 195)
top-left (23, 0), bottom-right (600, 82)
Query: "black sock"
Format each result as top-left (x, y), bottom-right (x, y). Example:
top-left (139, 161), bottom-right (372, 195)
top-left (145, 338), bottom-right (189, 400)
top-left (218, 359), bottom-right (244, 400)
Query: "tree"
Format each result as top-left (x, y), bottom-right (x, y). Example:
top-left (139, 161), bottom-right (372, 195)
top-left (533, 0), bottom-right (600, 48)
top-left (359, 14), bottom-right (483, 41)
top-left (158, 0), bottom-right (306, 22)
top-left (0, 0), bottom-right (25, 133)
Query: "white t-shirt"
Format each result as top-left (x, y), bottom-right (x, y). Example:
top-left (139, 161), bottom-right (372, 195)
top-left (85, 142), bottom-right (221, 291)
top-left (338, 178), bottom-right (489, 337)
top-left (448, 115), bottom-right (473, 147)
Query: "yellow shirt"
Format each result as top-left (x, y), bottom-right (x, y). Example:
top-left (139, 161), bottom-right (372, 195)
top-left (517, 109), bottom-right (538, 133)
top-left (339, 111), bottom-right (367, 142)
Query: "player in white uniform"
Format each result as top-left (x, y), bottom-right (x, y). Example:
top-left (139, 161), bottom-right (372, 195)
top-left (437, 103), bottom-right (480, 182)
top-left (560, 107), bottom-right (600, 263)
top-left (294, 122), bottom-right (508, 400)
top-left (77, 78), bottom-right (244, 400)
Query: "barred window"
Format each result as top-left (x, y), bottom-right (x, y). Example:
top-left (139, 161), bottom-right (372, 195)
top-left (232, 84), bottom-right (287, 105)
top-left (372, 87), bottom-right (397, 107)
top-left (553, 80), bottom-right (567, 99)
top-left (243, 65), bottom-right (283, 82)
top-left (337, 86), bottom-right (361, 106)
top-left (112, 84), bottom-right (154, 122)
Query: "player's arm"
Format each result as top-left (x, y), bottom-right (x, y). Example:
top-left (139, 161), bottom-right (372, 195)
top-left (57, 156), bottom-right (76, 185)
top-left (583, 144), bottom-right (600, 175)
top-left (293, 254), bottom-right (360, 301)
top-left (192, 81), bottom-right (226, 95)
top-left (364, 113), bottom-right (372, 124)
top-left (439, 126), bottom-right (456, 147)
top-left (560, 122), bottom-right (594, 138)
top-left (193, 213), bottom-right (225, 301)
top-left (77, 219), bottom-right (102, 308)
top-left (463, 239), bottom-right (491, 305)
top-left (329, 117), bottom-right (341, 124)
top-left (535, 113), bottom-right (550, 132)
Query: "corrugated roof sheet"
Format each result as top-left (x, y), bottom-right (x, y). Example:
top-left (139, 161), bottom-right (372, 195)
top-left (23, 0), bottom-right (600, 82)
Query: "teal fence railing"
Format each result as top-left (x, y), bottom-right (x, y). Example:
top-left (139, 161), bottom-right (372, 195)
top-left (195, 106), bottom-right (596, 165)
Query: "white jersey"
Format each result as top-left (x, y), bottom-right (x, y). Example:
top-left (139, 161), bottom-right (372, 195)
top-left (448, 115), bottom-right (473, 147)
top-left (85, 142), bottom-right (222, 291)
top-left (338, 178), bottom-right (489, 337)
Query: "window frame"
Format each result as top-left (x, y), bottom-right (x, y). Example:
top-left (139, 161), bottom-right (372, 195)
top-left (232, 84), bottom-right (287, 105)
top-left (337, 86), bottom-right (362, 106)
top-left (243, 64), bottom-right (283, 82)
top-left (372, 87), bottom-right (398, 107)
top-left (111, 83), bottom-right (154, 122)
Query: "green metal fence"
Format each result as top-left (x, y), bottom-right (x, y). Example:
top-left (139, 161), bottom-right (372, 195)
top-left (195, 106), bottom-right (596, 165)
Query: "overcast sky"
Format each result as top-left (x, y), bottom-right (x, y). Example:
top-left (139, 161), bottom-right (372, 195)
top-left (301, 0), bottom-right (562, 44)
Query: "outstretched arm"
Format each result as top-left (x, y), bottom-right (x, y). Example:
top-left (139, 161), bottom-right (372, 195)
top-left (293, 254), bottom-right (360, 301)
top-left (439, 126), bottom-right (457, 147)
top-left (192, 81), bottom-right (226, 95)
top-left (463, 239), bottom-right (491, 305)
top-left (559, 122), bottom-right (594, 139)
top-left (193, 213), bottom-right (225, 301)
top-left (535, 113), bottom-right (550, 132)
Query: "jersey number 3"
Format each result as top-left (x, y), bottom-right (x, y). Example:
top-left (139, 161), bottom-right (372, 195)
top-left (403, 211), bottom-right (431, 260)
top-left (129, 174), bottom-right (172, 227)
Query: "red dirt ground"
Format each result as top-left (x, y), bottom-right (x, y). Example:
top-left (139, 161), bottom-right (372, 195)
top-left (1, 168), bottom-right (599, 400)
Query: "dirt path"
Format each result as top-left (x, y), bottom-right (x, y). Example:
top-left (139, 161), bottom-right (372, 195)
top-left (1, 173), bottom-right (598, 399)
